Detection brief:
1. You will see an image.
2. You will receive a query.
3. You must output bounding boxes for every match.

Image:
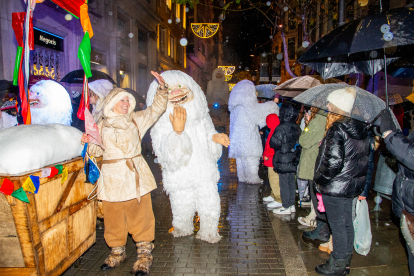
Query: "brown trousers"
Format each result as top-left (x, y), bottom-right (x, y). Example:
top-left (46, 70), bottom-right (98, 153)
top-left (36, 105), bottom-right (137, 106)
top-left (102, 193), bottom-right (155, 248)
top-left (268, 167), bottom-right (282, 202)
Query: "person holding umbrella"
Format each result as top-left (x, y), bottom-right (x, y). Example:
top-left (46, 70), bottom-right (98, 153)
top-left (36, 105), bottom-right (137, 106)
top-left (313, 87), bottom-right (370, 275)
top-left (380, 109), bottom-right (414, 275)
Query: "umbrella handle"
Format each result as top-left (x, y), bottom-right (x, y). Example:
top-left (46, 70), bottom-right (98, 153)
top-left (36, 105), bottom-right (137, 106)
top-left (366, 109), bottom-right (385, 131)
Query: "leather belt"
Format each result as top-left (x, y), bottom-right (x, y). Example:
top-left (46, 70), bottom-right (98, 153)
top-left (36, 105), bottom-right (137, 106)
top-left (101, 154), bottom-right (142, 202)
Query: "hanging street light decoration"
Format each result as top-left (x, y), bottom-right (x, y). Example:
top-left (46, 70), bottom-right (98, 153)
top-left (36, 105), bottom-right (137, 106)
top-left (225, 75), bottom-right (233, 81)
top-left (218, 66), bottom-right (235, 75)
top-left (191, 23), bottom-right (219, 38)
top-left (229, 83), bottom-right (236, 91)
top-left (180, 38), bottom-right (188, 46)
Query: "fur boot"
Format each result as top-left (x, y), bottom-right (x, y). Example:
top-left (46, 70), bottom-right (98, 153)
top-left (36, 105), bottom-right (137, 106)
top-left (100, 246), bottom-right (126, 271)
top-left (131, 241), bottom-right (155, 276)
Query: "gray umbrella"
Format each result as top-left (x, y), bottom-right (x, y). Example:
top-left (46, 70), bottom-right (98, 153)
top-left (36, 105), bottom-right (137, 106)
top-left (255, 84), bottom-right (277, 99)
top-left (293, 83), bottom-right (399, 127)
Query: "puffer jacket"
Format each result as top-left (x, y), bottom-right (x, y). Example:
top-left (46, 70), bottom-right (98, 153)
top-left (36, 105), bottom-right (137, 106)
top-left (298, 110), bottom-right (327, 180)
top-left (270, 103), bottom-right (301, 173)
top-left (385, 131), bottom-right (414, 217)
top-left (314, 117), bottom-right (369, 197)
top-left (88, 87), bottom-right (168, 202)
top-left (263, 114), bottom-right (280, 167)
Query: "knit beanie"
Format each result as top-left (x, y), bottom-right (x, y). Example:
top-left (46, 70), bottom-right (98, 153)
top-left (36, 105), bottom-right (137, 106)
top-left (327, 87), bottom-right (356, 114)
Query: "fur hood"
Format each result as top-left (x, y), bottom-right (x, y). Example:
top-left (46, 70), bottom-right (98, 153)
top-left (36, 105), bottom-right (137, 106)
top-left (103, 88), bottom-right (137, 117)
top-left (279, 103), bottom-right (299, 124)
top-left (228, 80), bottom-right (257, 112)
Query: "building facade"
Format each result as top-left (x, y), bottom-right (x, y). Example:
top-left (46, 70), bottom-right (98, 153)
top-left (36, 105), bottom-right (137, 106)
top-left (0, 0), bottom-right (160, 98)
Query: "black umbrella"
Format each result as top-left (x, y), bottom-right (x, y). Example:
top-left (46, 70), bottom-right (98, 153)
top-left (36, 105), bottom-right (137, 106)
top-left (298, 7), bottom-right (414, 106)
top-left (60, 69), bottom-right (116, 84)
top-left (298, 7), bottom-right (414, 63)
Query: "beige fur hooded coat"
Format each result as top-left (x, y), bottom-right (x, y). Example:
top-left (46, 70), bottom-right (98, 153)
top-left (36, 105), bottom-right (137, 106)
top-left (88, 87), bottom-right (167, 202)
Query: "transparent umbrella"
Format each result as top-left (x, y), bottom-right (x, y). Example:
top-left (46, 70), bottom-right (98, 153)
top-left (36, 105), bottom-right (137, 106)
top-left (293, 83), bottom-right (399, 127)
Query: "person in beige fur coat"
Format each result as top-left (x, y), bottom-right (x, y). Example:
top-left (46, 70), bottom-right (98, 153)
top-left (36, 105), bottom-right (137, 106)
top-left (82, 72), bottom-right (168, 276)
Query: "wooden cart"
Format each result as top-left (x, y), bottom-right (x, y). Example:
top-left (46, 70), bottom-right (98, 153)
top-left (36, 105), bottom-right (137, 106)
top-left (0, 157), bottom-right (99, 276)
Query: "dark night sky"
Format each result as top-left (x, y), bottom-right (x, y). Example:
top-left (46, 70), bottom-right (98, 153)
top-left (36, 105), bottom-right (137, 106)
top-left (216, 2), bottom-right (274, 69)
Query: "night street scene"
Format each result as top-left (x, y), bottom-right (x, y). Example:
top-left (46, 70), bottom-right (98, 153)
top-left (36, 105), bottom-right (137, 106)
top-left (1, 0), bottom-right (414, 275)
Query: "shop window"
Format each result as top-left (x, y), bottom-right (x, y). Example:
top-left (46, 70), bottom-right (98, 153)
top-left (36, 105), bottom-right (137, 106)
top-left (30, 47), bottom-right (62, 81)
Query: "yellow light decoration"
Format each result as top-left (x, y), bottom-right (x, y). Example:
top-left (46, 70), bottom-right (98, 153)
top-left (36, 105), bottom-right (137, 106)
top-left (358, 0), bottom-right (368, 6)
top-left (229, 83), bottom-right (236, 91)
top-left (225, 75), bottom-right (233, 81)
top-left (191, 23), bottom-right (219, 38)
top-left (218, 66), bottom-right (235, 75)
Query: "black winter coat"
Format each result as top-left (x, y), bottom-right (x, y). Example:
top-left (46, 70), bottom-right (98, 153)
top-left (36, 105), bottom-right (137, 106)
top-left (314, 117), bottom-right (369, 197)
top-left (385, 131), bottom-right (414, 217)
top-left (270, 103), bottom-right (301, 173)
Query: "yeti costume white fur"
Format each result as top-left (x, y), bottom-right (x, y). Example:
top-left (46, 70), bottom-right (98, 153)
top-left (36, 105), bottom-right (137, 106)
top-left (228, 80), bottom-right (279, 184)
top-left (147, 70), bottom-right (222, 243)
top-left (206, 68), bottom-right (230, 105)
top-left (0, 80), bottom-right (72, 130)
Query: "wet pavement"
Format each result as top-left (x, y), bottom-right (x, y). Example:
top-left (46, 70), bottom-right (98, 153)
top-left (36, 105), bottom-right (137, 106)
top-left (63, 148), bottom-right (410, 276)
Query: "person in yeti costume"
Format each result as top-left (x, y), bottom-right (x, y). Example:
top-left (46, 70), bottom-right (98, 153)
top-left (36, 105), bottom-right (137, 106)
top-left (0, 80), bottom-right (72, 130)
top-left (228, 79), bottom-right (279, 184)
top-left (206, 68), bottom-right (230, 131)
top-left (146, 70), bottom-right (230, 243)
top-left (206, 67), bottom-right (230, 105)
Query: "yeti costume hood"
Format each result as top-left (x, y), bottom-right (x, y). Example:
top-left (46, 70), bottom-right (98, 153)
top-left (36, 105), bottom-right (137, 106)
top-left (146, 70), bottom-right (209, 120)
top-left (228, 79), bottom-right (278, 128)
top-left (228, 79), bottom-right (279, 161)
top-left (29, 80), bottom-right (72, 126)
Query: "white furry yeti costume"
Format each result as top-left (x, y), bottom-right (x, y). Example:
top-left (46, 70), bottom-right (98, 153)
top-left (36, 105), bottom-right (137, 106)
top-left (146, 70), bottom-right (222, 243)
top-left (228, 80), bottom-right (279, 184)
top-left (0, 80), bottom-right (72, 130)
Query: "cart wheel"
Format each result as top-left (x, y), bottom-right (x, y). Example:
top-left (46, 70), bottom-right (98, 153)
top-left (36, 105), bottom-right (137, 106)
top-left (74, 256), bottom-right (82, 268)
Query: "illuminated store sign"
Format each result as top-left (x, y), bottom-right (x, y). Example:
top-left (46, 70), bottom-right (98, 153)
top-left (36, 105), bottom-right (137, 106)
top-left (34, 27), bottom-right (64, 51)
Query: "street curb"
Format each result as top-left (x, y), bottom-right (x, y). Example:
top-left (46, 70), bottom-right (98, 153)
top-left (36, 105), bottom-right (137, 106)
top-left (270, 214), bottom-right (308, 276)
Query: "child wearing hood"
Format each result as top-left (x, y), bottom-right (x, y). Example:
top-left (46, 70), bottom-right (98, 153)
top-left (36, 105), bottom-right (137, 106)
top-left (262, 114), bottom-right (283, 208)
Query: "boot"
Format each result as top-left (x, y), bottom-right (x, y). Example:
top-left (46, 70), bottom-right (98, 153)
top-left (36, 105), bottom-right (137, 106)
top-left (100, 246), bottom-right (127, 271)
top-left (302, 220), bottom-right (330, 246)
top-left (324, 252), bottom-right (351, 274)
top-left (315, 255), bottom-right (347, 276)
top-left (345, 253), bottom-right (352, 274)
top-left (131, 241), bottom-right (155, 276)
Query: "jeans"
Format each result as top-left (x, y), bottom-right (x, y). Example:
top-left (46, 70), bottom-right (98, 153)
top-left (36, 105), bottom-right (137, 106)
top-left (323, 194), bottom-right (354, 260)
top-left (279, 172), bottom-right (296, 208)
top-left (310, 181), bottom-right (328, 222)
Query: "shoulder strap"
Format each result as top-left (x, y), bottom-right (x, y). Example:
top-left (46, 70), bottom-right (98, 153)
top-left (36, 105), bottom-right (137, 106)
top-left (132, 119), bottom-right (141, 144)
